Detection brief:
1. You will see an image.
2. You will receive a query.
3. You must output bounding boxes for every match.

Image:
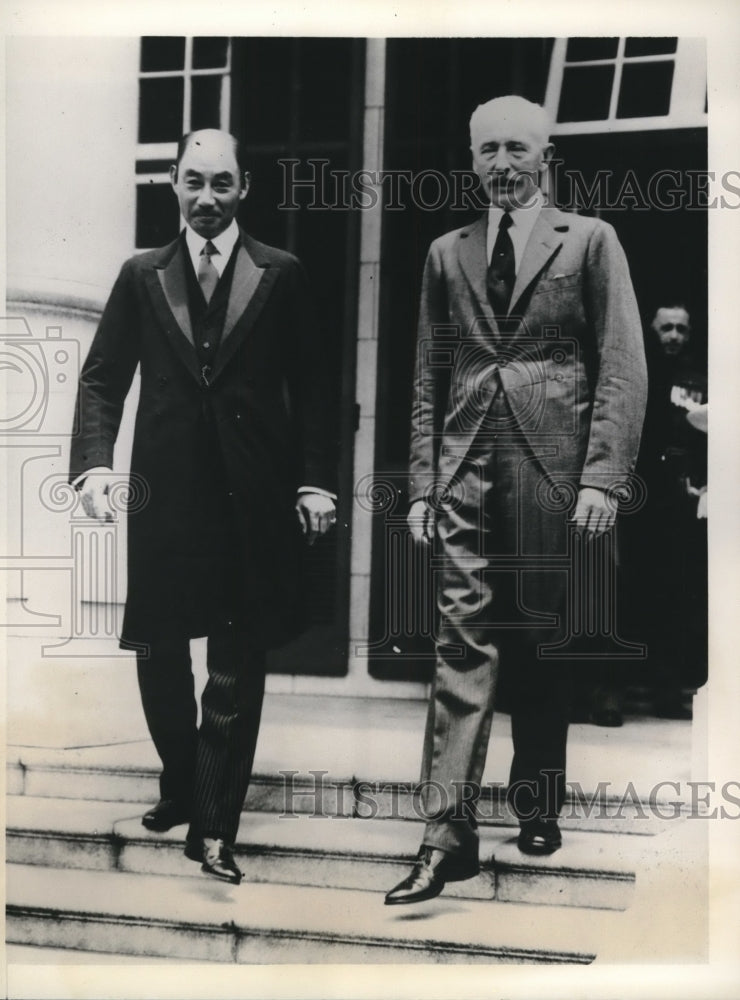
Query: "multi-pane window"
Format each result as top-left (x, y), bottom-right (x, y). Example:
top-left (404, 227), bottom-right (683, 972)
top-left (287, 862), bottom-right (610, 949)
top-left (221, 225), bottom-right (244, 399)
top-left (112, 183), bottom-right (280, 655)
top-left (545, 37), bottom-right (706, 134)
top-left (135, 37), bottom-right (231, 247)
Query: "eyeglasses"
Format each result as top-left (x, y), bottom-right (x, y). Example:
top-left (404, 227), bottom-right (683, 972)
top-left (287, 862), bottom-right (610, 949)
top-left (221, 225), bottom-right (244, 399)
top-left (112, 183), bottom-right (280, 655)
top-left (658, 323), bottom-right (689, 334)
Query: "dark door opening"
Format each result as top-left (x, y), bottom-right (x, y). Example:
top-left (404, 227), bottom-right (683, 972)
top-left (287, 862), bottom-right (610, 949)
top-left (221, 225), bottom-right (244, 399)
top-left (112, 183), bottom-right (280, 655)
top-left (230, 38), bottom-right (366, 675)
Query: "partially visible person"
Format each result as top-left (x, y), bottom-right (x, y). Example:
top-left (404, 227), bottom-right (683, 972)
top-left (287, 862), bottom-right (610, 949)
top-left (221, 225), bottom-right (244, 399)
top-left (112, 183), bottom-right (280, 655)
top-left (588, 301), bottom-right (707, 724)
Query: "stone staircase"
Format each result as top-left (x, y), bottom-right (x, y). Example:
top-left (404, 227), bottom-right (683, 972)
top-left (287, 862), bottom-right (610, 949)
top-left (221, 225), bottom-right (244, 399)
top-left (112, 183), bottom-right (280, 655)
top-left (5, 695), bottom-right (706, 965)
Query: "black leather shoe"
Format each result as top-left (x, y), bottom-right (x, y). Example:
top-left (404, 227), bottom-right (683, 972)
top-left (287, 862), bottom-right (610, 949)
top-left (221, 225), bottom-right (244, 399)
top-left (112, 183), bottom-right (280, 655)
top-left (384, 846), bottom-right (478, 905)
top-left (187, 837), bottom-right (242, 885)
top-left (142, 799), bottom-right (190, 832)
top-left (517, 819), bottom-right (562, 855)
top-left (653, 697), bottom-right (692, 720)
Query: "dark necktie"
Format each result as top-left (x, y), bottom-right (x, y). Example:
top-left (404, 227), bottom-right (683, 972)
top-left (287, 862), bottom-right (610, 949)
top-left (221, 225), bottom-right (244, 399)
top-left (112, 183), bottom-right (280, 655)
top-left (486, 212), bottom-right (515, 320)
top-left (197, 240), bottom-right (219, 304)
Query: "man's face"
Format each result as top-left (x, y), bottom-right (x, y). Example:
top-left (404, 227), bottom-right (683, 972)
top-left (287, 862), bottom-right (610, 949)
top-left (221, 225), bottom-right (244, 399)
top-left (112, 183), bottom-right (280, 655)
top-left (651, 307), bottom-right (691, 357)
top-left (170, 131), bottom-right (249, 238)
top-left (471, 115), bottom-right (553, 211)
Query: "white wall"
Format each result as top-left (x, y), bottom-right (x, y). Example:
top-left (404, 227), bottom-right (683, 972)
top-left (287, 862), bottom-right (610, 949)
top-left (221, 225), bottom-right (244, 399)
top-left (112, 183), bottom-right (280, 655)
top-left (5, 38), bottom-right (140, 635)
top-left (6, 36), bottom-right (140, 298)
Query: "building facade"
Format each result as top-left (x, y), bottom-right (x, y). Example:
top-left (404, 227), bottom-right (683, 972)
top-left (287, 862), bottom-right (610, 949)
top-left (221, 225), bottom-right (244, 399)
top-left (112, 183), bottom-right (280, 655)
top-left (5, 36), bottom-right (708, 698)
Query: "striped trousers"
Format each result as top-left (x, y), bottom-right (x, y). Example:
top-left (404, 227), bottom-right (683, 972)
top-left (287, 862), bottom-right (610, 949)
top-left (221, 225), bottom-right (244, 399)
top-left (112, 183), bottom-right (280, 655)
top-left (136, 630), bottom-right (266, 845)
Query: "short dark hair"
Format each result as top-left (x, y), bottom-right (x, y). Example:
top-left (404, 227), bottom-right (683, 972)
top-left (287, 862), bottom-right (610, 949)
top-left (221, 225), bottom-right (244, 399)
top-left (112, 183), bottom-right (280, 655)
top-left (653, 299), bottom-right (691, 316)
top-left (173, 130), bottom-right (249, 186)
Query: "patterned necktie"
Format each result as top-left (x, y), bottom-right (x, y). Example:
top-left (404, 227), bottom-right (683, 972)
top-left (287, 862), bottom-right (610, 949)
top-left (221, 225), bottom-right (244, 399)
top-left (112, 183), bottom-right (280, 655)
top-left (197, 240), bottom-right (219, 304)
top-left (486, 212), bottom-right (515, 320)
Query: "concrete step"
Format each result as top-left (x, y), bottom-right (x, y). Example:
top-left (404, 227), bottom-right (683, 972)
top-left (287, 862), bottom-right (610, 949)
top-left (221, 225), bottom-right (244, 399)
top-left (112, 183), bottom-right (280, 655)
top-left (6, 863), bottom-right (603, 963)
top-left (5, 943), bottom-right (210, 964)
top-left (6, 796), bottom-right (649, 910)
top-left (7, 742), bottom-right (685, 832)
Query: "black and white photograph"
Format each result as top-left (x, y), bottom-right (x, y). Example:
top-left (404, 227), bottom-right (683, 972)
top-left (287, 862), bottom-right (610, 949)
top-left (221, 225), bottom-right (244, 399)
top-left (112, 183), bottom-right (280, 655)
top-left (2, 2), bottom-right (739, 998)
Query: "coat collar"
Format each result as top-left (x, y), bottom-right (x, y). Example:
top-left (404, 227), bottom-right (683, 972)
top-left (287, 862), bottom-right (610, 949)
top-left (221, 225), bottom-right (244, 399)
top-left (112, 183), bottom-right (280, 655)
top-left (144, 228), bottom-right (276, 385)
top-left (458, 207), bottom-right (569, 332)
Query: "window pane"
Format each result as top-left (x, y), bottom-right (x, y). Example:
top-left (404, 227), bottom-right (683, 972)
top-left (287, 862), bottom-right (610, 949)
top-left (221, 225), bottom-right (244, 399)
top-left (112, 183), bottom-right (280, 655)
top-left (192, 37), bottom-right (229, 69)
top-left (138, 77), bottom-right (184, 142)
top-left (565, 38), bottom-right (619, 62)
top-left (140, 36), bottom-right (185, 72)
top-left (624, 37), bottom-right (678, 58)
top-left (617, 61), bottom-right (674, 118)
top-left (136, 183), bottom-right (180, 248)
top-left (557, 64), bottom-right (615, 122)
top-left (191, 75), bottom-right (222, 131)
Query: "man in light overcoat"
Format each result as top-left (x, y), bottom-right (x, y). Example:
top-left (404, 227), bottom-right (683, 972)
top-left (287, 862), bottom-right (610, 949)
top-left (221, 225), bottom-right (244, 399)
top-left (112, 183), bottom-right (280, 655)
top-left (386, 96), bottom-right (647, 904)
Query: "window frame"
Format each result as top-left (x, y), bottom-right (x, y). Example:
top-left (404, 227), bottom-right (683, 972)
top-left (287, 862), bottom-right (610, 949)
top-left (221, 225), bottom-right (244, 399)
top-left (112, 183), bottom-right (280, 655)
top-left (135, 37), bottom-right (232, 248)
top-left (544, 36), bottom-right (707, 135)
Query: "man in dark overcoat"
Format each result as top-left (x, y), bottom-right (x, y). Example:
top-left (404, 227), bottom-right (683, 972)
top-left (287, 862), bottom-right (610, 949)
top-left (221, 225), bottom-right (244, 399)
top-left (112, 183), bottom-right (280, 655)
top-left (385, 96), bottom-right (647, 905)
top-left (70, 129), bottom-right (336, 883)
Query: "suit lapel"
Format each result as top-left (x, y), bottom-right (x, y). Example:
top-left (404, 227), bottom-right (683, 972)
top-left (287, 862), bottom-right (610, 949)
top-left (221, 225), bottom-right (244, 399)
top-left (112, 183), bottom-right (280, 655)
top-left (458, 215), bottom-right (498, 335)
top-left (221, 243), bottom-right (268, 346)
top-left (145, 230), bottom-right (278, 385)
top-left (144, 237), bottom-right (201, 384)
top-left (210, 235), bottom-right (278, 383)
top-left (508, 207), bottom-right (565, 316)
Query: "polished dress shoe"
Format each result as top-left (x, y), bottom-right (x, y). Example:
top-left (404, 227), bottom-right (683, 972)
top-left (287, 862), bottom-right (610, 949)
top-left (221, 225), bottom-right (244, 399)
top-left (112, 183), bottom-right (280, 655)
top-left (384, 846), bottom-right (478, 905)
top-left (141, 799), bottom-right (190, 832)
top-left (185, 836), bottom-right (242, 885)
top-left (517, 819), bottom-right (562, 856)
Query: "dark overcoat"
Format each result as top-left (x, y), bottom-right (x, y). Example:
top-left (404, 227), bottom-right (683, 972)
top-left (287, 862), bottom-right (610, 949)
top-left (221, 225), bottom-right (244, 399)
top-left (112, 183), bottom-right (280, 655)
top-left (70, 229), bottom-right (336, 648)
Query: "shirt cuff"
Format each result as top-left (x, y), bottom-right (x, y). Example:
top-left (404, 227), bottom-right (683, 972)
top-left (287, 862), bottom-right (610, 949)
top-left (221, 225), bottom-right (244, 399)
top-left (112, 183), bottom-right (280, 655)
top-left (72, 466), bottom-right (113, 489)
top-left (297, 486), bottom-right (337, 501)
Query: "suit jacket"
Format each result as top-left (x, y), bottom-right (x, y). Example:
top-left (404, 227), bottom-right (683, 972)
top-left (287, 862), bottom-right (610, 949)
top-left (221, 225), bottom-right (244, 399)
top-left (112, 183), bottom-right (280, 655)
top-left (70, 228), bottom-right (336, 647)
top-left (408, 207), bottom-right (648, 506)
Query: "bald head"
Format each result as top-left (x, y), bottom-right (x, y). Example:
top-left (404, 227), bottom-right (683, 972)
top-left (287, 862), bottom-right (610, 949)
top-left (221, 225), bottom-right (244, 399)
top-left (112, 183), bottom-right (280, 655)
top-left (174, 129), bottom-right (248, 184)
top-left (470, 96), bottom-right (552, 149)
top-left (469, 95), bottom-right (554, 211)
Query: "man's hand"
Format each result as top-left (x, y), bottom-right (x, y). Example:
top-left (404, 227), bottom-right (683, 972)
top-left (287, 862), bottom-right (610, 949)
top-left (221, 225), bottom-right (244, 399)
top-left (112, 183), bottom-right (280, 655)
top-left (296, 492), bottom-right (336, 545)
top-left (571, 486), bottom-right (616, 536)
top-left (78, 467), bottom-right (116, 522)
top-left (686, 480), bottom-right (708, 520)
top-left (407, 499), bottom-right (433, 544)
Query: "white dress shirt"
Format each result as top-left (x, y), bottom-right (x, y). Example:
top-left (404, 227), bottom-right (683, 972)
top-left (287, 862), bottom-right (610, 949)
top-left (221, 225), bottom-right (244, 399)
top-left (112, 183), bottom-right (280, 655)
top-left (184, 218), bottom-right (240, 277)
top-left (486, 189), bottom-right (544, 272)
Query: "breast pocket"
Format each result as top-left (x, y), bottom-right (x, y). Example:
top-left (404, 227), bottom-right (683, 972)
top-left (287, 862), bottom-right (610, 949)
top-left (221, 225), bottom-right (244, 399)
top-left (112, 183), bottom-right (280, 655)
top-left (532, 272), bottom-right (581, 296)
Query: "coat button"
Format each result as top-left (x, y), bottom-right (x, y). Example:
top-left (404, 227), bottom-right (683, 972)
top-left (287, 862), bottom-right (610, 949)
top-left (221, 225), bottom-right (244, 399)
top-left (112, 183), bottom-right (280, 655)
top-left (158, 375), bottom-right (168, 386)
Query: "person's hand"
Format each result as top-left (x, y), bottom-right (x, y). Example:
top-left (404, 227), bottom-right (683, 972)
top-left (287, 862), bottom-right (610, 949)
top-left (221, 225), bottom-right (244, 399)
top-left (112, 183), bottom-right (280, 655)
top-left (571, 486), bottom-right (616, 536)
top-left (686, 480), bottom-right (708, 520)
top-left (296, 492), bottom-right (336, 545)
top-left (407, 499), bottom-right (433, 544)
top-left (78, 467), bottom-right (116, 522)
top-left (696, 488), bottom-right (708, 520)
